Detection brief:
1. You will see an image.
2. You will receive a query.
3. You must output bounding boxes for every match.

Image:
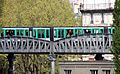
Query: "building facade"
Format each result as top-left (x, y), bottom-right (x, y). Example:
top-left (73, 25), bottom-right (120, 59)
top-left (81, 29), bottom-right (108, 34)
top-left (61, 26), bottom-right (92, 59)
top-left (59, 61), bottom-right (114, 74)
top-left (69, 0), bottom-right (81, 18)
top-left (79, 0), bottom-right (115, 26)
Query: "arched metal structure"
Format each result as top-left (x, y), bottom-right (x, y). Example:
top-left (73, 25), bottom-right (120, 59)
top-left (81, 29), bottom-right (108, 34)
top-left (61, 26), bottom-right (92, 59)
top-left (0, 34), bottom-right (112, 54)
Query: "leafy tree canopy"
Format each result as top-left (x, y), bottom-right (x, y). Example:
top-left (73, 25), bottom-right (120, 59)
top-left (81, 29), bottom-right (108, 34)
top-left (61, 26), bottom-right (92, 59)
top-left (112, 0), bottom-right (120, 73)
top-left (1, 0), bottom-right (81, 27)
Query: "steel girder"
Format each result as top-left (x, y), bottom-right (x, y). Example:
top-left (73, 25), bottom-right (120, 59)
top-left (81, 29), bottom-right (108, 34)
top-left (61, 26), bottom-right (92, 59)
top-left (0, 35), bottom-right (112, 54)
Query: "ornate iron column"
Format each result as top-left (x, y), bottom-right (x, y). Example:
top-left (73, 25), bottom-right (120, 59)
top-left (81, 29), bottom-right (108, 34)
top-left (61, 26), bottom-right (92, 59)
top-left (49, 27), bottom-right (56, 74)
top-left (7, 54), bottom-right (15, 74)
top-left (49, 54), bottom-right (56, 74)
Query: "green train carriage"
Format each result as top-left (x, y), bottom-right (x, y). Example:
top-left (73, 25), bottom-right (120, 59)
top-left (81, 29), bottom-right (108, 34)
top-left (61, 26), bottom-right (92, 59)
top-left (0, 27), bottom-right (114, 40)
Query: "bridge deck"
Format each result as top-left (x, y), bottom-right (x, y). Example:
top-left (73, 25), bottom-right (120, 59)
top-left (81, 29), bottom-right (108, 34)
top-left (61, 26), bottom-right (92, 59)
top-left (0, 34), bottom-right (112, 54)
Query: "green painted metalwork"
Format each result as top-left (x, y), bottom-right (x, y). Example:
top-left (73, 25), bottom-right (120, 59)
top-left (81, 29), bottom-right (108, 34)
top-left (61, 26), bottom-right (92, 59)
top-left (64, 29), bottom-right (66, 38)
top-left (36, 29), bottom-right (38, 38)
top-left (3, 29), bottom-right (6, 37)
top-left (56, 29), bottom-right (58, 38)
top-left (73, 29), bottom-right (76, 36)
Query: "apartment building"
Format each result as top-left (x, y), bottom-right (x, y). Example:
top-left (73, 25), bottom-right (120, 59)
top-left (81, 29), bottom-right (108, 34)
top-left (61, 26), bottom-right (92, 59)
top-left (69, 0), bottom-right (81, 18)
top-left (79, 0), bottom-right (115, 26)
top-left (59, 61), bottom-right (114, 74)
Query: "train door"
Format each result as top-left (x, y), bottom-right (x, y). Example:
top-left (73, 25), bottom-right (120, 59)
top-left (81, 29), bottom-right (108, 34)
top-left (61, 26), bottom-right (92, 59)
top-left (17, 29), bottom-right (29, 37)
top-left (0, 28), bottom-right (4, 37)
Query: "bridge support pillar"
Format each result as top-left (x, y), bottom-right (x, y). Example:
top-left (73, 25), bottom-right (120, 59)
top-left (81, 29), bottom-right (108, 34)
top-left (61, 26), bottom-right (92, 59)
top-left (49, 27), bottom-right (55, 74)
top-left (49, 54), bottom-right (56, 74)
top-left (95, 53), bottom-right (104, 60)
top-left (7, 54), bottom-right (15, 74)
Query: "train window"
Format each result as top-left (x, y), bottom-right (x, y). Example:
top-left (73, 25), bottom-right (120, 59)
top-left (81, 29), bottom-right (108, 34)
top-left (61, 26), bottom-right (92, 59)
top-left (6, 30), bottom-right (15, 37)
top-left (11, 30), bottom-right (15, 36)
top-left (58, 29), bottom-right (64, 38)
top-left (44, 30), bottom-right (47, 38)
top-left (108, 29), bottom-right (111, 34)
top-left (58, 30), bottom-right (60, 38)
top-left (96, 29), bottom-right (102, 34)
top-left (66, 29), bottom-right (73, 37)
top-left (16, 30), bottom-right (19, 36)
top-left (17, 30), bottom-right (26, 36)
top-left (77, 29), bottom-right (80, 35)
top-left (113, 29), bottom-right (115, 33)
top-left (6, 30), bottom-right (8, 36)
top-left (92, 29), bottom-right (100, 34)
top-left (41, 30), bottom-right (44, 38)
top-left (91, 29), bottom-right (94, 34)
top-left (100, 29), bottom-right (103, 34)
top-left (73, 29), bottom-right (77, 36)
top-left (46, 29), bottom-right (50, 38)
top-left (38, 29), bottom-right (41, 38)
top-left (95, 29), bottom-right (98, 34)
top-left (37, 29), bottom-right (44, 38)
top-left (17, 30), bottom-right (20, 36)
top-left (77, 29), bottom-right (83, 35)
top-left (84, 29), bottom-right (91, 34)
top-left (25, 30), bottom-right (29, 36)
top-left (0, 30), bottom-right (3, 37)
top-left (104, 27), bottom-right (108, 34)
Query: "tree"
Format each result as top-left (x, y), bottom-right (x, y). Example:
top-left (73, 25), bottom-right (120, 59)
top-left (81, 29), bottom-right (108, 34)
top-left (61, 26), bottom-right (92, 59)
top-left (14, 54), bottom-right (51, 74)
top-left (1, 0), bottom-right (81, 27)
top-left (0, 0), bottom-right (3, 17)
top-left (0, 54), bottom-right (8, 74)
top-left (112, 0), bottom-right (120, 74)
top-left (0, 0), bottom-right (4, 27)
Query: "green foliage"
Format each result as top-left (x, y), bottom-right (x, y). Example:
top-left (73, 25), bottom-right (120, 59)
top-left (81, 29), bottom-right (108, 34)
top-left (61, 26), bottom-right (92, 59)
top-left (1, 0), bottom-right (81, 27)
top-left (0, 54), bottom-right (8, 74)
top-left (0, 0), bottom-right (4, 17)
top-left (14, 54), bottom-right (51, 74)
top-left (112, 0), bottom-right (120, 73)
top-left (0, 0), bottom-right (4, 27)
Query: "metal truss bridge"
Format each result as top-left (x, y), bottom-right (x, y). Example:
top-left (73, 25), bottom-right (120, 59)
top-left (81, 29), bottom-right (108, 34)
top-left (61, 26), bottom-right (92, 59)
top-left (0, 34), bottom-right (112, 54)
top-left (0, 28), bottom-right (113, 74)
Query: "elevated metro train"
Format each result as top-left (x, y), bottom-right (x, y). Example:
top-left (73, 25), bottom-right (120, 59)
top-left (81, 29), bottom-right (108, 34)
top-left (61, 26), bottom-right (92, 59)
top-left (0, 26), bottom-right (114, 40)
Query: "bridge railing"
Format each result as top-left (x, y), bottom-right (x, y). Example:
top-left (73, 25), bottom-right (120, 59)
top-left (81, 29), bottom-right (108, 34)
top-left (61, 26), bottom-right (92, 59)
top-left (53, 34), bottom-right (112, 53)
top-left (0, 36), bottom-right (50, 53)
top-left (80, 3), bottom-right (114, 10)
